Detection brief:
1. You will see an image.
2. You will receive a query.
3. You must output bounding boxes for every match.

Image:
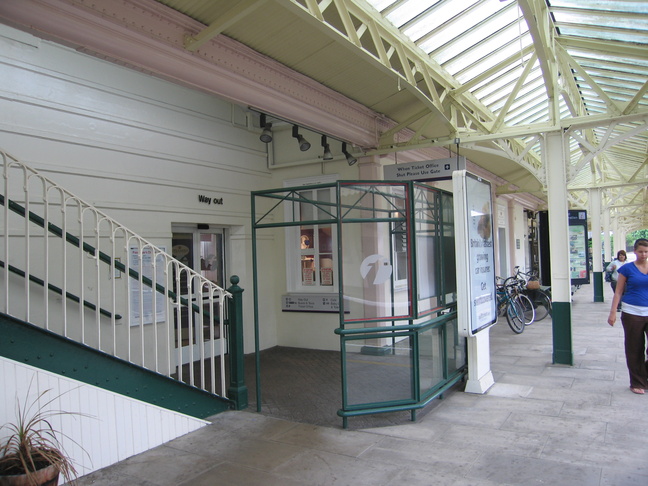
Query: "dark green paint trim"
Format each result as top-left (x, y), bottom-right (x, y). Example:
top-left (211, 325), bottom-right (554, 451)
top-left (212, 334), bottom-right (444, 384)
top-left (0, 259), bottom-right (120, 320)
top-left (0, 194), bottom-right (211, 321)
top-left (551, 301), bottom-right (573, 365)
top-left (0, 313), bottom-right (232, 419)
top-left (226, 277), bottom-right (248, 411)
top-left (593, 272), bottom-right (604, 302)
top-left (337, 369), bottom-right (466, 428)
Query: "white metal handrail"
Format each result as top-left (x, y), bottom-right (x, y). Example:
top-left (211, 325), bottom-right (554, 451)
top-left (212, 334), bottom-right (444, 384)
top-left (0, 149), bottom-right (231, 398)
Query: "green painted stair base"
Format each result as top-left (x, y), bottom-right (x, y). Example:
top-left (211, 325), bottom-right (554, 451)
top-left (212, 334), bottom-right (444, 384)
top-left (0, 312), bottom-right (232, 419)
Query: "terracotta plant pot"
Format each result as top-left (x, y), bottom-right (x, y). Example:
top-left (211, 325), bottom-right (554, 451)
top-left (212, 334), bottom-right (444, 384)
top-left (0, 464), bottom-right (60, 486)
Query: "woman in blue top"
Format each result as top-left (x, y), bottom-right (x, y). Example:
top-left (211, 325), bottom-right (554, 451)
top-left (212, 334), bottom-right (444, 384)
top-left (608, 238), bottom-right (648, 394)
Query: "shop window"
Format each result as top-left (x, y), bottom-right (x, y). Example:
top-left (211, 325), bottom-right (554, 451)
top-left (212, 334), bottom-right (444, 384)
top-left (299, 224), bottom-right (335, 289)
top-left (284, 176), bottom-right (338, 293)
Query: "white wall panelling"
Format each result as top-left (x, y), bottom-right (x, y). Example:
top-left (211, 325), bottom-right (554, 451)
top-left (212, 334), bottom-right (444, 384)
top-left (0, 356), bottom-right (208, 482)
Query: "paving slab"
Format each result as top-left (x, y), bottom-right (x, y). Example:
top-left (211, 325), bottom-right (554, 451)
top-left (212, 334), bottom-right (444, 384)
top-left (75, 285), bottom-right (648, 486)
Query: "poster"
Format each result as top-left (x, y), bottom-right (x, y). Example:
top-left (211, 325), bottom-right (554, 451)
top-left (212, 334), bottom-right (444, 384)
top-left (302, 267), bottom-right (315, 285)
top-left (129, 246), bottom-right (166, 325)
top-left (321, 267), bottom-right (333, 286)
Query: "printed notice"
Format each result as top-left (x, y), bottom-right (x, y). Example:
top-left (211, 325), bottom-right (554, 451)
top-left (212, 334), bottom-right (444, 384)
top-left (282, 294), bottom-right (339, 313)
top-left (383, 157), bottom-right (466, 181)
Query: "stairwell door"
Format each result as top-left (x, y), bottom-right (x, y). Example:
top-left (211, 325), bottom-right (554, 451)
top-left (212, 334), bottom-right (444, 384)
top-left (171, 226), bottom-right (227, 365)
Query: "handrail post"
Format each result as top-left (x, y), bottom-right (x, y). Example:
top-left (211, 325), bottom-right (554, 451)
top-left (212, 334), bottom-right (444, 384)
top-left (226, 275), bottom-right (248, 410)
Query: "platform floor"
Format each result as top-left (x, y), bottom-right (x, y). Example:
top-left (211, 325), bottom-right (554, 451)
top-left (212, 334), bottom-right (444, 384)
top-left (76, 284), bottom-right (648, 485)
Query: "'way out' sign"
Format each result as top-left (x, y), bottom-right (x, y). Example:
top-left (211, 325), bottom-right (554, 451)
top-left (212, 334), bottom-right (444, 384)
top-left (383, 156), bottom-right (466, 181)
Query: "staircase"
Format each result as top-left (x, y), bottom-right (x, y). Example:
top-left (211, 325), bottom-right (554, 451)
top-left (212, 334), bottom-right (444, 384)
top-left (0, 149), bottom-right (236, 416)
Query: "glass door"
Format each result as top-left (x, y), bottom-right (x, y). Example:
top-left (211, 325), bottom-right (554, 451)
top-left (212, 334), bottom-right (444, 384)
top-left (171, 226), bottom-right (226, 365)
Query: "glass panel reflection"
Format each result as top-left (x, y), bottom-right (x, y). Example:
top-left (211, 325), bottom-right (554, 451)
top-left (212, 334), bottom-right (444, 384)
top-left (340, 182), bottom-right (413, 322)
top-left (342, 221), bottom-right (411, 321)
top-left (344, 336), bottom-right (414, 406)
top-left (446, 318), bottom-right (466, 375)
top-left (419, 326), bottom-right (444, 393)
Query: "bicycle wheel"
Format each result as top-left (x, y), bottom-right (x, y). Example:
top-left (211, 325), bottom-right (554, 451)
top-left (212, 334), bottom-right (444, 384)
top-left (532, 290), bottom-right (552, 321)
top-left (506, 299), bottom-right (526, 333)
top-left (516, 293), bottom-right (535, 325)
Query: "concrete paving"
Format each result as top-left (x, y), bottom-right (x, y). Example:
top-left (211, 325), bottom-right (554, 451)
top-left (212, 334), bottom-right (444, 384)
top-left (76, 284), bottom-right (648, 486)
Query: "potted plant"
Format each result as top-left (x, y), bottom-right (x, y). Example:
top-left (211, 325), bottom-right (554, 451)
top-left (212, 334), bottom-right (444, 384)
top-left (0, 386), bottom-right (81, 486)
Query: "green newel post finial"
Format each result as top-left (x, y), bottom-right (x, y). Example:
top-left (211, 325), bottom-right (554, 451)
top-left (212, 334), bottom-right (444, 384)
top-left (227, 275), bottom-right (248, 410)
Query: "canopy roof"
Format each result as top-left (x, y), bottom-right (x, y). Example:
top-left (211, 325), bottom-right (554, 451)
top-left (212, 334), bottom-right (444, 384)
top-left (1, 0), bottom-right (646, 230)
top-left (156, 0), bottom-right (648, 230)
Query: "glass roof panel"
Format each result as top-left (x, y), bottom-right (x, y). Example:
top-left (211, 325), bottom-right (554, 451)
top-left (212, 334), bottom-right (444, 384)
top-left (384, 0), bottom-right (444, 29)
top-left (367, 0), bottom-right (648, 199)
top-left (472, 66), bottom-right (527, 100)
top-left (456, 41), bottom-right (531, 83)
top-left (401, 0), bottom-right (479, 41)
top-left (557, 25), bottom-right (648, 44)
top-left (548, 0), bottom-right (648, 14)
top-left (425, 6), bottom-right (521, 64)
top-left (552, 10), bottom-right (648, 30)
top-left (368, 0), bottom-right (403, 13)
top-left (570, 50), bottom-right (648, 70)
top-left (447, 31), bottom-right (533, 82)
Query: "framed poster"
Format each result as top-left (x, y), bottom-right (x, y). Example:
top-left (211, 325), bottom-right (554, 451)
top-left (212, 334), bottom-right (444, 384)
top-left (568, 210), bottom-right (590, 285)
top-left (453, 171), bottom-right (497, 336)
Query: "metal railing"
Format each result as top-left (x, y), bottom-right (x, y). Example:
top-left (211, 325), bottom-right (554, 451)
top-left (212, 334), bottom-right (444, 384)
top-left (0, 149), bottom-right (231, 398)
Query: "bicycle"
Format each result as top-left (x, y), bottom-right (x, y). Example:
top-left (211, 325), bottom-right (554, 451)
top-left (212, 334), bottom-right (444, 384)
top-left (503, 274), bottom-right (536, 325)
top-left (510, 266), bottom-right (552, 321)
top-left (496, 277), bottom-right (530, 333)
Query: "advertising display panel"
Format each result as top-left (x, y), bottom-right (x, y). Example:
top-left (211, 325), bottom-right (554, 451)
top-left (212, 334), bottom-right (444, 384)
top-left (453, 171), bottom-right (497, 336)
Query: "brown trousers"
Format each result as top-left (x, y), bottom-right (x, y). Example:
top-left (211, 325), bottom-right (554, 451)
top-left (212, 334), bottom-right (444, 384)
top-left (621, 312), bottom-right (648, 389)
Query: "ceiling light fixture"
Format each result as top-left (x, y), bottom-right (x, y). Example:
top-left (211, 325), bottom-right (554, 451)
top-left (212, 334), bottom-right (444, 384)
top-left (321, 135), bottom-right (333, 160)
top-left (259, 114), bottom-right (273, 143)
top-left (292, 125), bottom-right (311, 151)
top-left (342, 142), bottom-right (357, 166)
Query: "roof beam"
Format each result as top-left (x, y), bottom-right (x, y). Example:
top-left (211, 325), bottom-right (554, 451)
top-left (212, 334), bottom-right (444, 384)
top-left (286, 0), bottom-right (459, 130)
top-left (491, 53), bottom-right (538, 132)
top-left (452, 45), bottom-right (535, 96)
top-left (625, 79), bottom-right (648, 115)
top-left (184, 0), bottom-right (267, 51)
top-left (559, 48), bottom-right (623, 116)
top-left (629, 157), bottom-right (648, 183)
top-left (558, 36), bottom-right (648, 60)
top-left (518, 0), bottom-right (558, 120)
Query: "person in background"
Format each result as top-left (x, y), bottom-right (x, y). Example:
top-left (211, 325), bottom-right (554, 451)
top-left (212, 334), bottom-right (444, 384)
top-left (606, 250), bottom-right (628, 309)
top-left (607, 239), bottom-right (648, 395)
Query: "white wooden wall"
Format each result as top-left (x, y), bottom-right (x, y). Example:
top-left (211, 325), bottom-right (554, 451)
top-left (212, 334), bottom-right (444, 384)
top-left (0, 357), bottom-right (208, 482)
top-left (0, 23), bottom-right (278, 354)
top-left (0, 22), bottom-right (366, 353)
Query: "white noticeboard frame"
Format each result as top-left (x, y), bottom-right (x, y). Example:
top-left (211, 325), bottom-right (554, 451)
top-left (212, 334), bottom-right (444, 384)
top-left (453, 171), bottom-right (497, 337)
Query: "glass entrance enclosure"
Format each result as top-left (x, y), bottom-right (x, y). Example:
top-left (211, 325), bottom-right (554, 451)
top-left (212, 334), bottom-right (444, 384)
top-left (251, 181), bottom-right (466, 427)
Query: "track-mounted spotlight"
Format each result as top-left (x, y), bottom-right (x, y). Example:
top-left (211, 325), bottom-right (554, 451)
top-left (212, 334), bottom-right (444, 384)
top-left (259, 114), bottom-right (273, 143)
top-left (321, 135), bottom-right (333, 160)
top-left (292, 125), bottom-right (311, 151)
top-left (342, 142), bottom-right (357, 166)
